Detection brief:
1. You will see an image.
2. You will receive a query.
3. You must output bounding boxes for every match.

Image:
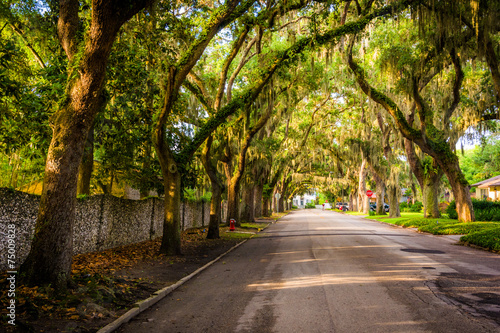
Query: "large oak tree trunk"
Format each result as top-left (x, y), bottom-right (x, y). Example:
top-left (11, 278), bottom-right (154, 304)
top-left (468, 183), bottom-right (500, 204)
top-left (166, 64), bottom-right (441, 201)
top-left (444, 163), bottom-right (475, 221)
top-left (262, 196), bottom-right (271, 217)
top-left (387, 184), bottom-right (401, 218)
top-left (404, 130), bottom-right (442, 218)
top-left (159, 159), bottom-right (182, 255)
top-left (240, 184), bottom-right (255, 222)
top-left (254, 183), bottom-right (264, 218)
top-left (208, 183), bottom-right (222, 239)
top-left (278, 196), bottom-right (284, 212)
top-left (372, 170), bottom-right (386, 215)
top-left (21, 0), bottom-right (151, 290)
top-left (358, 159), bottom-right (369, 214)
top-left (423, 174), bottom-right (441, 218)
top-left (201, 135), bottom-right (223, 239)
top-left (227, 182), bottom-right (240, 226)
top-left (77, 125), bottom-right (94, 196)
top-left (21, 117), bottom-right (87, 290)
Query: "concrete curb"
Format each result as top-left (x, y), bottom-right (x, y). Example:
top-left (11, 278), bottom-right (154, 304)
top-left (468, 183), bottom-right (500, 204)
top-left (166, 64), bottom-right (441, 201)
top-left (97, 239), bottom-right (249, 333)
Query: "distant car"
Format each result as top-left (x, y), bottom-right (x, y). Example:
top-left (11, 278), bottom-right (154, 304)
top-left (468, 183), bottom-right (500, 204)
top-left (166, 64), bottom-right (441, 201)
top-left (338, 202), bottom-right (349, 211)
top-left (370, 203), bottom-right (389, 212)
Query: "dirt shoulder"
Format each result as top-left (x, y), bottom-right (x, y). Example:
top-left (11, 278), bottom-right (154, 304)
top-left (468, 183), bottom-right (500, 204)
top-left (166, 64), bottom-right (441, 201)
top-left (1, 220), bottom-right (276, 333)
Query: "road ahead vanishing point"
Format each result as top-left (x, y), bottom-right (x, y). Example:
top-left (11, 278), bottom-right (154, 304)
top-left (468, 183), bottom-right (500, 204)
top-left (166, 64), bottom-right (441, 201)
top-left (118, 210), bottom-right (500, 333)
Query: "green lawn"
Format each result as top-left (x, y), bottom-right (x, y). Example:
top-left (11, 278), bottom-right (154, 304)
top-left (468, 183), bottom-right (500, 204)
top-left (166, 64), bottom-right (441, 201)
top-left (241, 222), bottom-right (270, 230)
top-left (345, 211), bottom-right (367, 216)
top-left (364, 212), bottom-right (500, 252)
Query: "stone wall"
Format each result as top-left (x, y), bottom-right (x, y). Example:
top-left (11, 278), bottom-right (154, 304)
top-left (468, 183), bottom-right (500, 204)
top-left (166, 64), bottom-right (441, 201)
top-left (0, 188), bottom-right (210, 271)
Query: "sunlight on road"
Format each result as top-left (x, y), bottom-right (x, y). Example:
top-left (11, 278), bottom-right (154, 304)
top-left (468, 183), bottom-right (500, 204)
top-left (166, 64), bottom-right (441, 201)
top-left (311, 245), bottom-right (396, 250)
top-left (247, 273), bottom-right (425, 291)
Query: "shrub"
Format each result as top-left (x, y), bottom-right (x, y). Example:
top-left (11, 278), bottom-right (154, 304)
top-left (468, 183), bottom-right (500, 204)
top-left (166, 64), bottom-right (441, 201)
top-left (399, 202), bottom-right (408, 209)
top-left (305, 202), bottom-right (315, 209)
top-left (460, 227), bottom-right (500, 251)
top-left (292, 205), bottom-right (298, 209)
top-left (409, 201), bottom-right (423, 212)
top-left (475, 207), bottom-right (500, 221)
top-left (446, 201), bottom-right (458, 219)
top-left (446, 199), bottom-right (500, 221)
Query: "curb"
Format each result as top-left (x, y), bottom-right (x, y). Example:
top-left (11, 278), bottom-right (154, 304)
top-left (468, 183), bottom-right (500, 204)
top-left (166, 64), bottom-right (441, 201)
top-left (97, 239), bottom-right (249, 333)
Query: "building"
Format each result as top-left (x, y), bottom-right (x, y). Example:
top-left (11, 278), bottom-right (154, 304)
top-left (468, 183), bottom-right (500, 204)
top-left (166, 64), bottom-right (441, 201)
top-left (292, 192), bottom-right (317, 208)
top-left (471, 175), bottom-right (500, 201)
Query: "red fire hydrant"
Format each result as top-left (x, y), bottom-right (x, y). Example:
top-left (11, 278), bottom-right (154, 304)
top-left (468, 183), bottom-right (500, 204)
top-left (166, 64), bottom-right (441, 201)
top-left (229, 218), bottom-right (235, 231)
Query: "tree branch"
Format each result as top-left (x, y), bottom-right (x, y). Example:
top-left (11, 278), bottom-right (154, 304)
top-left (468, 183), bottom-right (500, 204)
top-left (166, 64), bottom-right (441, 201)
top-left (443, 48), bottom-right (464, 125)
top-left (215, 25), bottom-right (251, 110)
top-left (57, 0), bottom-right (79, 61)
top-left (8, 22), bottom-right (46, 68)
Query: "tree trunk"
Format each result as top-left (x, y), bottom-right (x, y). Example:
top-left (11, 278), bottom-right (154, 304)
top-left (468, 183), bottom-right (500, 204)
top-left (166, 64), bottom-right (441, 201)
top-left (373, 171), bottom-right (386, 215)
top-left (279, 196), bottom-right (285, 212)
top-left (77, 125), bottom-right (94, 196)
top-left (423, 176), bottom-right (440, 218)
top-left (387, 184), bottom-right (401, 218)
top-left (411, 182), bottom-right (418, 204)
top-left (226, 107), bottom-right (272, 226)
top-left (443, 163), bottom-right (474, 222)
top-left (349, 191), bottom-right (355, 212)
top-left (201, 135), bottom-right (221, 239)
top-left (20, 0), bottom-right (151, 290)
top-left (254, 183), bottom-right (263, 218)
top-left (159, 159), bottom-right (182, 255)
top-left (358, 159), bottom-right (368, 213)
top-left (201, 135), bottom-right (223, 239)
top-left (240, 184), bottom-right (255, 222)
top-left (207, 181), bottom-right (222, 239)
top-left (227, 182), bottom-right (240, 226)
top-left (262, 196), bottom-right (271, 217)
top-left (20, 121), bottom-right (85, 290)
top-left (404, 137), bottom-right (442, 218)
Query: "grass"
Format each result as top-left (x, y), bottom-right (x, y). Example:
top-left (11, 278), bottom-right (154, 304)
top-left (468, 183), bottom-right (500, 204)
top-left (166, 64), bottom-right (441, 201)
top-left (345, 211), bottom-right (366, 216)
top-left (365, 212), bottom-right (500, 252)
top-left (221, 232), bottom-right (254, 240)
top-left (256, 211), bottom-right (289, 221)
top-left (241, 222), bottom-right (270, 229)
top-left (367, 212), bottom-right (424, 225)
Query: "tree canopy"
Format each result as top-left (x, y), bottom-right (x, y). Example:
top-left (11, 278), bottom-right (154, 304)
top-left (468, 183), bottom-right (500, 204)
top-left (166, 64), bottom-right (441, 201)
top-left (1, 0), bottom-right (498, 290)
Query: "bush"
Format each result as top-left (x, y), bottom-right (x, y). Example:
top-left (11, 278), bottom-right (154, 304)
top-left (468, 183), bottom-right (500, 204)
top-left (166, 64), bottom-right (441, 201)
top-left (475, 207), bottom-right (500, 221)
top-left (292, 205), bottom-right (298, 209)
top-left (446, 201), bottom-right (458, 219)
top-left (305, 202), bottom-right (315, 209)
top-left (446, 199), bottom-right (500, 221)
top-left (460, 227), bottom-right (500, 251)
top-left (409, 201), bottom-right (423, 212)
top-left (399, 202), bottom-right (408, 209)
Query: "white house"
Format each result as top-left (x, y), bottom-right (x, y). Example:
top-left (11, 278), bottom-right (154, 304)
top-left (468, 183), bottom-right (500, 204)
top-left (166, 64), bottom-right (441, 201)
top-left (472, 175), bottom-right (500, 201)
top-left (293, 192), bottom-right (317, 208)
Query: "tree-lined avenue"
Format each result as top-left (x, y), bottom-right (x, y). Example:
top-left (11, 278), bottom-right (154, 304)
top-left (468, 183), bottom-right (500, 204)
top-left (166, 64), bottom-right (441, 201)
top-left (117, 210), bottom-right (500, 332)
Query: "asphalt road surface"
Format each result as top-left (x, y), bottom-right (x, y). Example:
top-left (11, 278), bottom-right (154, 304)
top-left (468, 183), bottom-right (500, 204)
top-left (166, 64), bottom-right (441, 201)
top-left (118, 209), bottom-right (500, 332)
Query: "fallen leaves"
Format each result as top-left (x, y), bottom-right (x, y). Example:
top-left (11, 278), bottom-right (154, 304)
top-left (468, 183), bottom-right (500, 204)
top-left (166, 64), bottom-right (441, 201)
top-left (0, 226), bottom-right (242, 332)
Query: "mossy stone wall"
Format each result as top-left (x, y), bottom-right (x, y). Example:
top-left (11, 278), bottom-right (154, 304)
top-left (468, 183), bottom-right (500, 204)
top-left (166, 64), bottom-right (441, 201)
top-left (0, 188), bottom-right (210, 271)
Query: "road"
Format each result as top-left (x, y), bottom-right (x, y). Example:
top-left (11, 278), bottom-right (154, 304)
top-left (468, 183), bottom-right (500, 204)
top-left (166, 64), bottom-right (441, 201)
top-left (117, 209), bottom-right (500, 332)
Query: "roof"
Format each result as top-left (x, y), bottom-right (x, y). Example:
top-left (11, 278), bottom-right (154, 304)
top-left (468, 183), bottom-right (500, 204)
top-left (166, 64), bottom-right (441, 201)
top-left (471, 175), bottom-right (500, 188)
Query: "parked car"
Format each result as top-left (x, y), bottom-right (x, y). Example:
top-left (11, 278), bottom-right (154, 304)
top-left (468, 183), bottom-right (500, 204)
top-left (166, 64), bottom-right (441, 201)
top-left (370, 203), bottom-right (389, 212)
top-left (336, 202), bottom-right (349, 211)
